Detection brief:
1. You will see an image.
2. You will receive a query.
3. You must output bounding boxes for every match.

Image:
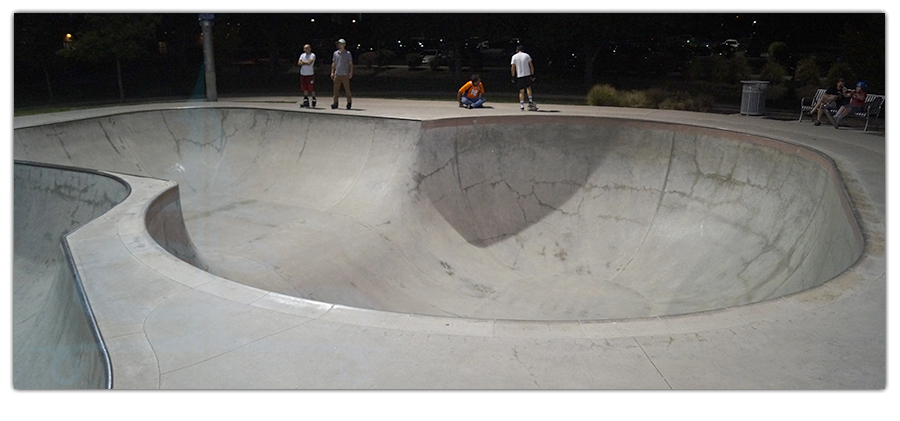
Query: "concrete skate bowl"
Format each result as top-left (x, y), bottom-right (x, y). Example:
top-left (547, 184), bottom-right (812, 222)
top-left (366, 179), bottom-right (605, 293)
top-left (13, 107), bottom-right (863, 325)
top-left (13, 163), bottom-right (126, 388)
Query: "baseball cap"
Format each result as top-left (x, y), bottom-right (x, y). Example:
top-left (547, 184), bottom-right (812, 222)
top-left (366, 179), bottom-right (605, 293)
top-left (338, 38), bottom-right (346, 44)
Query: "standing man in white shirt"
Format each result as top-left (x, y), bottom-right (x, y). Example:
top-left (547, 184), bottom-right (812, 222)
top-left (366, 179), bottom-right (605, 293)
top-left (330, 38), bottom-right (354, 110)
top-left (510, 44), bottom-right (537, 111)
top-left (297, 44), bottom-right (317, 108)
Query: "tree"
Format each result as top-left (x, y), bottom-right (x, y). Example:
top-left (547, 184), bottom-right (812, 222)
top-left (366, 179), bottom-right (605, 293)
top-left (58, 13), bottom-right (161, 102)
top-left (15, 13), bottom-right (70, 102)
top-left (838, 14), bottom-right (885, 93)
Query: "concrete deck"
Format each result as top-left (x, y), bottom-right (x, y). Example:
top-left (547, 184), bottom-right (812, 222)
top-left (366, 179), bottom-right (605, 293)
top-left (12, 98), bottom-right (887, 391)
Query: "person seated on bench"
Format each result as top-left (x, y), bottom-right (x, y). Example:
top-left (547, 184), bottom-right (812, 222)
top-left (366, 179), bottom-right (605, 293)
top-left (832, 81), bottom-right (868, 128)
top-left (811, 78), bottom-right (850, 126)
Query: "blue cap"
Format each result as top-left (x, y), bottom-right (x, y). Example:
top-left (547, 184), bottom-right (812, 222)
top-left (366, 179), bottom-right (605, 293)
top-left (856, 81), bottom-right (867, 89)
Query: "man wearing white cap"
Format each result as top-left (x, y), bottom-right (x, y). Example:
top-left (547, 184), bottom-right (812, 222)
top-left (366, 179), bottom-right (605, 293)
top-left (331, 38), bottom-right (354, 109)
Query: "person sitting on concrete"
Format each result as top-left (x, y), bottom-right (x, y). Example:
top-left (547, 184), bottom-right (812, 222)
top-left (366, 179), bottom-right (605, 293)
top-left (457, 74), bottom-right (486, 109)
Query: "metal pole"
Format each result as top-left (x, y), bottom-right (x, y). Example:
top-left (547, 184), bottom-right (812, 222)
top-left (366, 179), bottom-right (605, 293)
top-left (199, 14), bottom-right (218, 101)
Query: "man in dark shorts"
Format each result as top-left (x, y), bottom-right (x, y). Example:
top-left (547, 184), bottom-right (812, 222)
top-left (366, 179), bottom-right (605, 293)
top-left (510, 45), bottom-right (537, 111)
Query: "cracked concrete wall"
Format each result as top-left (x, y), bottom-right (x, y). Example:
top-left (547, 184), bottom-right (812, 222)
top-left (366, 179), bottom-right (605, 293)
top-left (13, 110), bottom-right (863, 320)
top-left (416, 117), bottom-right (863, 317)
top-left (13, 163), bottom-right (127, 388)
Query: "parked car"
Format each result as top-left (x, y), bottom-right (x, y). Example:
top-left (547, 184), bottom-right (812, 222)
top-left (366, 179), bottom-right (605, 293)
top-left (420, 49), bottom-right (439, 66)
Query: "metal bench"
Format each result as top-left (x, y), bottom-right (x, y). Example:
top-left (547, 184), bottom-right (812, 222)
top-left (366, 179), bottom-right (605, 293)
top-left (800, 88), bottom-right (885, 131)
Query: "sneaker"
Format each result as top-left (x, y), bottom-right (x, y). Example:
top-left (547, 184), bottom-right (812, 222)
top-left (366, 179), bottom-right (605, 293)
top-left (466, 104), bottom-right (473, 109)
top-left (831, 115), bottom-right (842, 129)
top-left (346, 103), bottom-right (352, 110)
top-left (301, 100), bottom-right (309, 108)
top-left (528, 102), bottom-right (538, 111)
top-left (824, 111), bottom-right (838, 128)
top-left (312, 100), bottom-right (316, 108)
top-left (331, 103), bottom-right (338, 109)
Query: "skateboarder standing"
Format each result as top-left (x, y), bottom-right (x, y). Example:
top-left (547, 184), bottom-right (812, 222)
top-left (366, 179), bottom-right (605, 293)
top-left (298, 44), bottom-right (317, 108)
top-left (510, 45), bottom-right (537, 111)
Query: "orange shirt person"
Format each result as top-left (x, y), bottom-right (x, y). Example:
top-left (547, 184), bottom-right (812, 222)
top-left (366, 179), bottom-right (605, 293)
top-left (457, 74), bottom-right (486, 109)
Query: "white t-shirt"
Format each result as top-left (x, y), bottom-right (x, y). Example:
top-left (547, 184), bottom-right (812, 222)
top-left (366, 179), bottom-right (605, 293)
top-left (511, 51), bottom-right (533, 78)
top-left (299, 52), bottom-right (316, 76)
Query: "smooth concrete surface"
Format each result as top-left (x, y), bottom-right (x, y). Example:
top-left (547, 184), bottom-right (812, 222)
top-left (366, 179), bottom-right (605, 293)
top-left (11, 98), bottom-right (886, 389)
top-left (13, 163), bottom-right (127, 388)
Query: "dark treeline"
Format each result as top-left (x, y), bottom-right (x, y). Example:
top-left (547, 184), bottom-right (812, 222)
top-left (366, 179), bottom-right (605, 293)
top-left (14, 12), bottom-right (884, 107)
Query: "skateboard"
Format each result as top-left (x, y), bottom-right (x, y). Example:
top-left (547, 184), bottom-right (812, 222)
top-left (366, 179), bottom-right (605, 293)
top-left (824, 109), bottom-right (839, 128)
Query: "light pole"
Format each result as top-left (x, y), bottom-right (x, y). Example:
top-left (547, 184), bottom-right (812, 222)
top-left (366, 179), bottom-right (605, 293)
top-left (199, 13), bottom-right (217, 101)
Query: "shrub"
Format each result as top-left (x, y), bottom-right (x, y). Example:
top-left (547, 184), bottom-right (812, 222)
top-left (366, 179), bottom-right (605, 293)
top-left (727, 54), bottom-right (753, 83)
top-left (759, 60), bottom-right (788, 85)
top-left (359, 51), bottom-right (379, 69)
top-left (825, 61), bottom-right (853, 86)
top-left (709, 55), bottom-right (731, 83)
top-left (586, 84), bottom-right (622, 106)
top-left (623, 90), bottom-right (651, 108)
top-left (657, 91), bottom-right (714, 112)
top-left (587, 85), bottom-right (713, 112)
top-left (794, 55), bottom-right (822, 87)
top-left (405, 53), bottom-right (420, 70)
top-left (794, 85), bottom-right (820, 104)
top-left (643, 89), bottom-right (671, 107)
top-left (703, 54), bottom-right (752, 84)
top-left (378, 49), bottom-right (396, 65)
top-left (765, 84), bottom-right (788, 103)
top-left (768, 41), bottom-right (790, 67)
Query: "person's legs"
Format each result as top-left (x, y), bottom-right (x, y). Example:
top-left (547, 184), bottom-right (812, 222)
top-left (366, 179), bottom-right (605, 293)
top-left (832, 106), bottom-right (850, 128)
top-left (462, 97), bottom-right (484, 108)
top-left (303, 76), bottom-right (316, 107)
top-left (342, 77), bottom-right (352, 107)
top-left (835, 106), bottom-right (848, 120)
top-left (819, 100), bottom-right (839, 123)
top-left (516, 76), bottom-right (532, 109)
top-left (333, 76), bottom-right (342, 107)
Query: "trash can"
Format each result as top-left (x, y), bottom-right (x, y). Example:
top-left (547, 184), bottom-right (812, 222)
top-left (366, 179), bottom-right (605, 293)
top-left (740, 80), bottom-right (769, 116)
